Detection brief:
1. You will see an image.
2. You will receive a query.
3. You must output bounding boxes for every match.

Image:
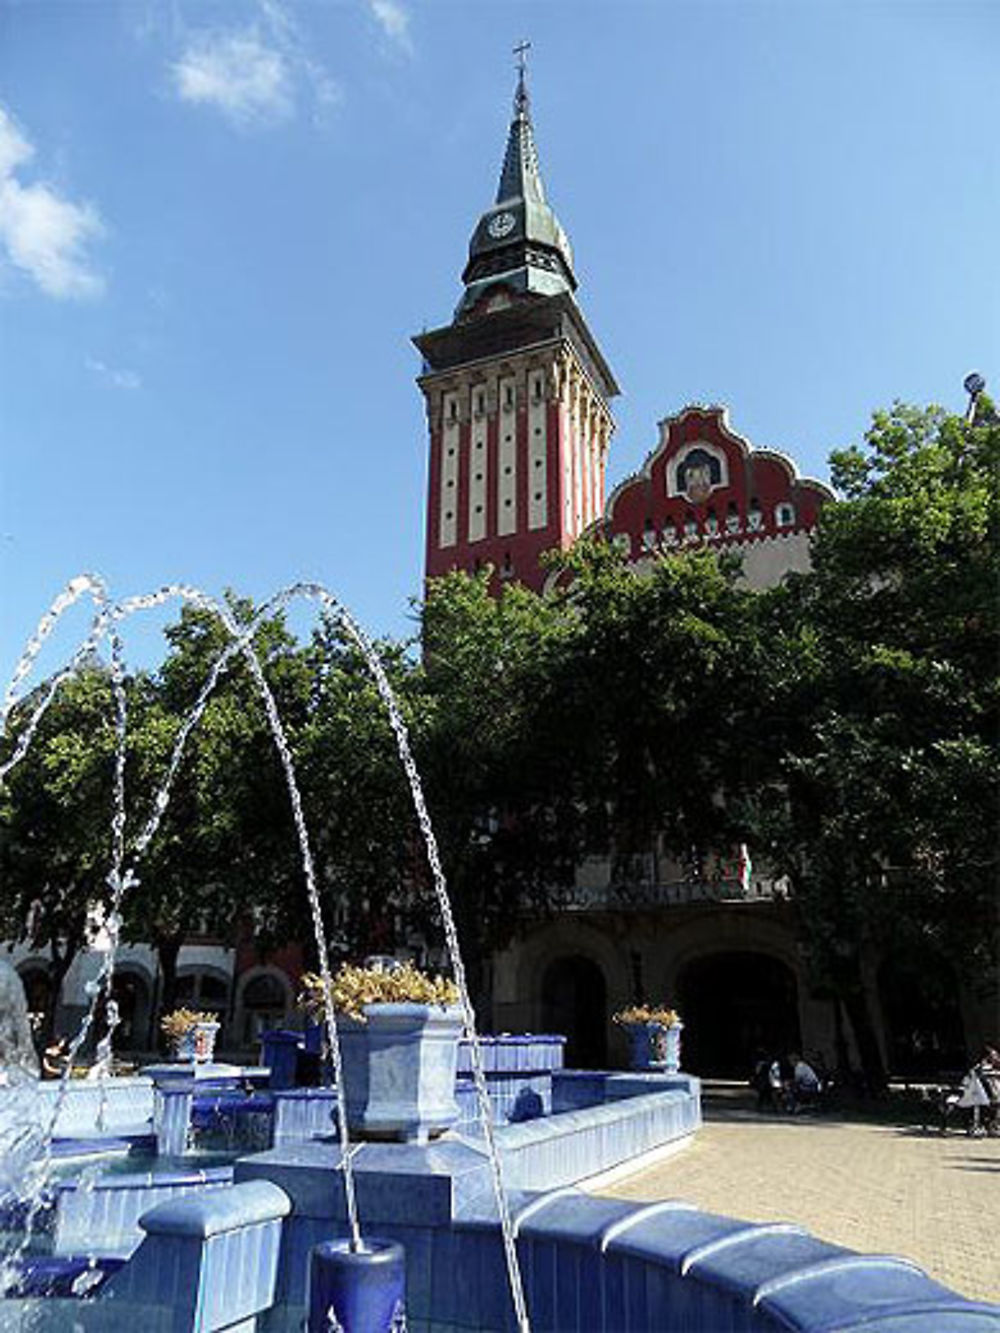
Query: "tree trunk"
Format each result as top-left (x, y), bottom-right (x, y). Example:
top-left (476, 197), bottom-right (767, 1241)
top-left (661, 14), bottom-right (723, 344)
top-left (839, 979), bottom-right (886, 1095)
top-left (154, 934), bottom-right (184, 1053)
top-left (44, 940), bottom-right (79, 1050)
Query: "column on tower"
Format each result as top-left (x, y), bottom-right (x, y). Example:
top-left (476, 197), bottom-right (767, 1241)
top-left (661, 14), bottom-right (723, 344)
top-left (498, 373), bottom-right (519, 537)
top-left (468, 383), bottom-right (488, 543)
top-left (526, 366), bottom-right (548, 532)
top-left (437, 387), bottom-right (461, 550)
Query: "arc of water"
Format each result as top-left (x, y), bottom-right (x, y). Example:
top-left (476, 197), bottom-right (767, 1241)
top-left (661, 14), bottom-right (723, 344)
top-left (1, 578), bottom-right (530, 1328)
top-left (207, 596), bottom-right (363, 1253)
top-left (0, 574), bottom-right (113, 784)
top-left (3, 580), bottom-right (367, 1257)
top-left (316, 591), bottom-right (531, 1333)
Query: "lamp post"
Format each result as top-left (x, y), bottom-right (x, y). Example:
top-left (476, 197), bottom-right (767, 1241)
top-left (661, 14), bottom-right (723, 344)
top-left (964, 371), bottom-right (986, 424)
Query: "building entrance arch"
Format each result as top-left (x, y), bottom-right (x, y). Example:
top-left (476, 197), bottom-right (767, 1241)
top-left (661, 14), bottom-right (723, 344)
top-left (677, 950), bottom-right (800, 1077)
top-left (541, 955), bottom-right (607, 1070)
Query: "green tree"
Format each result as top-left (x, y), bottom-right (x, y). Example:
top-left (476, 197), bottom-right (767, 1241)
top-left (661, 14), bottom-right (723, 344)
top-left (0, 666), bottom-right (122, 1043)
top-left (413, 548), bottom-right (763, 1010)
top-left (121, 597), bottom-right (310, 1033)
top-left (743, 401), bottom-right (1000, 1088)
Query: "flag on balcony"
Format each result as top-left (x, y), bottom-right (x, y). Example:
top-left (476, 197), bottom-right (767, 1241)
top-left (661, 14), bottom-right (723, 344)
top-left (738, 843), bottom-right (752, 895)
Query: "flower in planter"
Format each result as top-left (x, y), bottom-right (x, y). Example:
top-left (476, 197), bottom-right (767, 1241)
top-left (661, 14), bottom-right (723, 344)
top-left (299, 960), bottom-right (460, 1023)
top-left (612, 1004), bottom-right (682, 1028)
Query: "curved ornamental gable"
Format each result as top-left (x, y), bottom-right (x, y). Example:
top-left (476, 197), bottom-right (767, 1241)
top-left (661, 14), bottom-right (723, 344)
top-left (603, 405), bottom-right (833, 575)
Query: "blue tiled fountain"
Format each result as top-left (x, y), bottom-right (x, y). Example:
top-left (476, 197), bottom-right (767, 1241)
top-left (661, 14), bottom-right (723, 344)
top-left (2, 1029), bottom-right (997, 1332)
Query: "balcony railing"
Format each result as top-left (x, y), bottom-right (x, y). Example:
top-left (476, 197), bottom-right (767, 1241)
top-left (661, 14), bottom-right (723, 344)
top-left (558, 875), bottom-right (789, 912)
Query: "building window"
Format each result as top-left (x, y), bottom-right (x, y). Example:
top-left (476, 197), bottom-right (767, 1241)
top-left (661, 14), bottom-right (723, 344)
top-left (684, 512), bottom-right (697, 537)
top-left (239, 973), bottom-right (289, 1046)
top-left (776, 502), bottom-right (795, 527)
top-left (705, 509), bottom-right (719, 536)
top-left (748, 499), bottom-right (763, 531)
top-left (726, 502), bottom-right (740, 533)
top-left (643, 521), bottom-right (657, 550)
top-left (175, 970), bottom-right (229, 1015)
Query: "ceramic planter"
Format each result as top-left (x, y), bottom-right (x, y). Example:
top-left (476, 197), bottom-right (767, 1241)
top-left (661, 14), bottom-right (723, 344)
top-left (623, 1020), bottom-right (683, 1073)
top-left (337, 1003), bottom-right (463, 1143)
top-left (172, 1020), bottom-right (220, 1064)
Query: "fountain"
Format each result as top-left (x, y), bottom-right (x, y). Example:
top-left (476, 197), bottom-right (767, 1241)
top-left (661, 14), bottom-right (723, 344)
top-left (0, 576), bottom-right (996, 1332)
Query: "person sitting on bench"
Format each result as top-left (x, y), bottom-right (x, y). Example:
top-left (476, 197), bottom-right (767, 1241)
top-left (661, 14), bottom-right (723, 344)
top-left (789, 1053), bottom-right (822, 1111)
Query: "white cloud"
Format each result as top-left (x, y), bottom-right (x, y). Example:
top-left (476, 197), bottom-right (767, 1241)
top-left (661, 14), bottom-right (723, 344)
top-left (172, 28), bottom-right (293, 127)
top-left (85, 357), bottom-right (142, 391)
top-left (369, 0), bottom-right (411, 50)
top-left (0, 107), bottom-right (104, 300)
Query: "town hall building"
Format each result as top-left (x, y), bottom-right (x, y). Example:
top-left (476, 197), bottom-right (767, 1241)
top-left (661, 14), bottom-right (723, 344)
top-left (411, 68), bottom-right (975, 1078)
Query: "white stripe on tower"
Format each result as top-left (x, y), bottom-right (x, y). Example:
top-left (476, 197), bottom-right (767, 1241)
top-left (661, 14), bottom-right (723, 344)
top-left (439, 391), bottom-right (460, 549)
top-left (498, 375), bottom-right (518, 537)
top-left (528, 370), bottom-right (547, 531)
top-left (468, 385), bottom-right (488, 543)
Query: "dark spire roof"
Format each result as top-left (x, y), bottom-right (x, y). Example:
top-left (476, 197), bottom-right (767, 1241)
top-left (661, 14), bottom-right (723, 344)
top-left (454, 68), bottom-right (577, 322)
top-left (495, 69), bottom-right (546, 207)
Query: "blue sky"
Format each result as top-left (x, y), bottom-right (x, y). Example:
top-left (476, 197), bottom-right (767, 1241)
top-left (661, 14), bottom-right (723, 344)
top-left (1, 0), bottom-right (997, 686)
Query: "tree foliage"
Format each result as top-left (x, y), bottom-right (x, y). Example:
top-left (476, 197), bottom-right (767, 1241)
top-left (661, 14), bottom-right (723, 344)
top-left (738, 401), bottom-right (1000, 1086)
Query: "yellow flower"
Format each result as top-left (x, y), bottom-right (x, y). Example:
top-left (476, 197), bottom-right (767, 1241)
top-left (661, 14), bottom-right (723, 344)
top-left (160, 1008), bottom-right (216, 1040)
top-left (612, 1004), bottom-right (681, 1028)
top-left (298, 961), bottom-right (460, 1022)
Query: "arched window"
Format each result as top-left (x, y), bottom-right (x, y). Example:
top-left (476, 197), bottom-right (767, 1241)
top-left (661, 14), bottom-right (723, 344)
top-left (705, 509), bottom-right (719, 536)
top-left (111, 969), bottom-right (154, 1050)
top-left (239, 972), bottom-right (290, 1044)
top-left (726, 502), bottom-right (740, 534)
top-left (747, 499), bottom-right (763, 531)
top-left (775, 502), bottom-right (795, 528)
top-left (175, 970), bottom-right (229, 1015)
top-left (19, 964), bottom-right (52, 1030)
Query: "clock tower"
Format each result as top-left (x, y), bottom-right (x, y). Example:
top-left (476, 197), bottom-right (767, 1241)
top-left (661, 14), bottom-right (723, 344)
top-left (414, 67), bottom-right (618, 592)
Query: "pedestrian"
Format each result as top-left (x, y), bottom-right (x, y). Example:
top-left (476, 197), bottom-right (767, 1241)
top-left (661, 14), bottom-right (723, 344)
top-left (42, 1035), bottom-right (70, 1079)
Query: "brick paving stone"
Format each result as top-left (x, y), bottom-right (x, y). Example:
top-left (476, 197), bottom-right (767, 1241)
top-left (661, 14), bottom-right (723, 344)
top-left (595, 1112), bottom-right (1000, 1303)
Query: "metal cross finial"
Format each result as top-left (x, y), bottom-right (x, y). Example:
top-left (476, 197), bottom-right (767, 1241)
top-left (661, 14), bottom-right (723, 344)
top-left (513, 39), bottom-right (531, 75)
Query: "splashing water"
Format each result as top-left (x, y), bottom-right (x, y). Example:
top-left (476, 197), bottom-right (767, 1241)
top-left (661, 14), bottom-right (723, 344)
top-left (0, 576), bottom-right (531, 1332)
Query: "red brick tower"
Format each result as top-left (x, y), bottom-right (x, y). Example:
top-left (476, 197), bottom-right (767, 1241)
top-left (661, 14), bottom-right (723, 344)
top-left (414, 68), bottom-right (617, 592)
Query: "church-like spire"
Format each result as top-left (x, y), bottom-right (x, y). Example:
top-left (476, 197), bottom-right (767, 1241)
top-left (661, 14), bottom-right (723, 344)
top-left (455, 54), bottom-right (577, 321)
top-left (495, 66), bottom-right (546, 207)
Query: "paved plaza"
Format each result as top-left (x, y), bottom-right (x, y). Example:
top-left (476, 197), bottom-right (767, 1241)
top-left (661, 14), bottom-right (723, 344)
top-left (596, 1091), bottom-right (1000, 1305)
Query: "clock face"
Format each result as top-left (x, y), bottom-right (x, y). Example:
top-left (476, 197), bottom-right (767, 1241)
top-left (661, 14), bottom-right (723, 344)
top-left (487, 211), bottom-right (516, 239)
